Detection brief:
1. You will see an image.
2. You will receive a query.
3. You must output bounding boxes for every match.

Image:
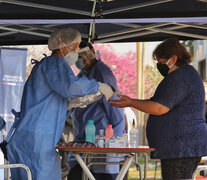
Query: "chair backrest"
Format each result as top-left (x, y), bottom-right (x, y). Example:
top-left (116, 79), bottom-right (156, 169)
top-left (0, 164), bottom-right (32, 180)
top-left (124, 107), bottom-right (137, 135)
top-left (192, 165), bottom-right (207, 179)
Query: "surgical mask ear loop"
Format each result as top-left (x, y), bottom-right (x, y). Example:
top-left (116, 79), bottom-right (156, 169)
top-left (166, 58), bottom-right (175, 69)
top-left (61, 42), bottom-right (71, 54)
top-left (60, 44), bottom-right (69, 55)
top-left (60, 44), bottom-right (70, 58)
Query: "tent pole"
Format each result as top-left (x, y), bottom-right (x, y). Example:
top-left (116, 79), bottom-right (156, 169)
top-left (88, 1), bottom-right (96, 43)
top-left (95, 23), bottom-right (207, 43)
top-left (103, 0), bottom-right (174, 15)
top-left (137, 42), bottom-right (145, 146)
top-left (0, 0), bottom-right (91, 16)
top-left (98, 23), bottom-right (171, 39)
top-left (0, 26), bottom-right (49, 37)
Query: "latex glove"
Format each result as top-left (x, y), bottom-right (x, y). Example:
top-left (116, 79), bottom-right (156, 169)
top-left (99, 82), bottom-right (114, 101)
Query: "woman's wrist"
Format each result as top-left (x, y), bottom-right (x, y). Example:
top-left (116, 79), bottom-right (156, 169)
top-left (130, 98), bottom-right (136, 107)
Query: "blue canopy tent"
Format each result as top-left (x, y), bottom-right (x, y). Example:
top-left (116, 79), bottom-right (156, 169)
top-left (0, 1), bottom-right (207, 179)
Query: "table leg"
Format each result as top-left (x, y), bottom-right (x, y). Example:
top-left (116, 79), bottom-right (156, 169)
top-left (134, 153), bottom-right (143, 180)
top-left (83, 154), bottom-right (90, 180)
top-left (116, 154), bottom-right (135, 180)
top-left (74, 153), bottom-right (95, 180)
top-left (143, 153), bottom-right (148, 180)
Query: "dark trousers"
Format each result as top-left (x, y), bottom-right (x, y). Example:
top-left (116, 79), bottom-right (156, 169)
top-left (161, 157), bottom-right (201, 180)
top-left (68, 164), bottom-right (118, 180)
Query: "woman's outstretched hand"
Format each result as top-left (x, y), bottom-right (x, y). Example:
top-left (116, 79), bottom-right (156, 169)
top-left (109, 95), bottom-right (132, 108)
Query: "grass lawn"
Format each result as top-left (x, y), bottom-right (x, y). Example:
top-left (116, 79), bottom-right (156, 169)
top-left (128, 156), bottom-right (162, 180)
top-left (127, 156), bottom-right (207, 180)
top-left (128, 164), bottom-right (161, 180)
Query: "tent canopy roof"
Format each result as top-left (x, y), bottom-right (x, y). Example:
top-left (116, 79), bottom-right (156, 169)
top-left (1, 0), bottom-right (207, 45)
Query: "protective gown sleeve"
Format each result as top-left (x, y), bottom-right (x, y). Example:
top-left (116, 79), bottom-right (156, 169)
top-left (43, 57), bottom-right (99, 98)
top-left (95, 63), bottom-right (125, 136)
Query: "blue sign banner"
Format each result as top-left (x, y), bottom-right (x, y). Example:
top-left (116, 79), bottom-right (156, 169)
top-left (0, 47), bottom-right (27, 141)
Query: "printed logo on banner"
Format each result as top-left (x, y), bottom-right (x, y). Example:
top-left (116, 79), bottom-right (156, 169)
top-left (2, 75), bottom-right (24, 86)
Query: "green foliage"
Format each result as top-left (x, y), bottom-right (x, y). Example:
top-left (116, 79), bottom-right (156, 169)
top-left (144, 62), bottom-right (163, 99)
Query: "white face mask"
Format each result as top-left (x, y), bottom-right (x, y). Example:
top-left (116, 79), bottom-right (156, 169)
top-left (63, 46), bottom-right (79, 66)
top-left (64, 52), bottom-right (79, 66)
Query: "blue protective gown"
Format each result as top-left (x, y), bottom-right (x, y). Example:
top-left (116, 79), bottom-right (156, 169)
top-left (68, 59), bottom-right (125, 174)
top-left (6, 55), bottom-right (99, 180)
top-left (0, 116), bottom-right (6, 131)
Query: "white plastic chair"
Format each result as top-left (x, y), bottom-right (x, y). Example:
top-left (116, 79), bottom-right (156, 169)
top-left (0, 163), bottom-right (32, 180)
top-left (192, 165), bottom-right (207, 180)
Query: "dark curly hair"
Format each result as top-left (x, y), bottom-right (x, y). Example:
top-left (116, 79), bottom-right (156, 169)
top-left (79, 41), bottom-right (94, 50)
top-left (152, 38), bottom-right (191, 66)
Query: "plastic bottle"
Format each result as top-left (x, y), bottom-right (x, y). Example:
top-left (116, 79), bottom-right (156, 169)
top-left (97, 129), bottom-right (105, 148)
top-left (129, 119), bottom-right (139, 148)
top-left (85, 120), bottom-right (96, 144)
top-left (122, 130), bottom-right (129, 148)
top-left (105, 124), bottom-right (114, 142)
top-left (95, 135), bottom-right (99, 147)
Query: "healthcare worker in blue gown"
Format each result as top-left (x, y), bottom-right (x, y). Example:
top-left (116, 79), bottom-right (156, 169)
top-left (6, 28), bottom-right (114, 180)
top-left (68, 41), bottom-right (125, 180)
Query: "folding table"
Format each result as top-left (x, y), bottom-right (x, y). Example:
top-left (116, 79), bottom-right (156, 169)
top-left (56, 146), bottom-right (154, 180)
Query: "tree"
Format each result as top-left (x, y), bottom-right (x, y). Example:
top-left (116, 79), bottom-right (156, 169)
top-left (144, 63), bottom-right (163, 99)
top-left (93, 44), bottom-right (137, 98)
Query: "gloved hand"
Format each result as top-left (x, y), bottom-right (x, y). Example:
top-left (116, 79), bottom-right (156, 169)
top-left (99, 82), bottom-right (114, 101)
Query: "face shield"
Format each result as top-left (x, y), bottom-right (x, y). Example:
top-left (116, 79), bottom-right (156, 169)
top-left (75, 47), bottom-right (96, 70)
top-left (78, 47), bottom-right (96, 60)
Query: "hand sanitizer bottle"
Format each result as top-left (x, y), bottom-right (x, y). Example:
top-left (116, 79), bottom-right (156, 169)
top-left (129, 119), bottom-right (139, 148)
